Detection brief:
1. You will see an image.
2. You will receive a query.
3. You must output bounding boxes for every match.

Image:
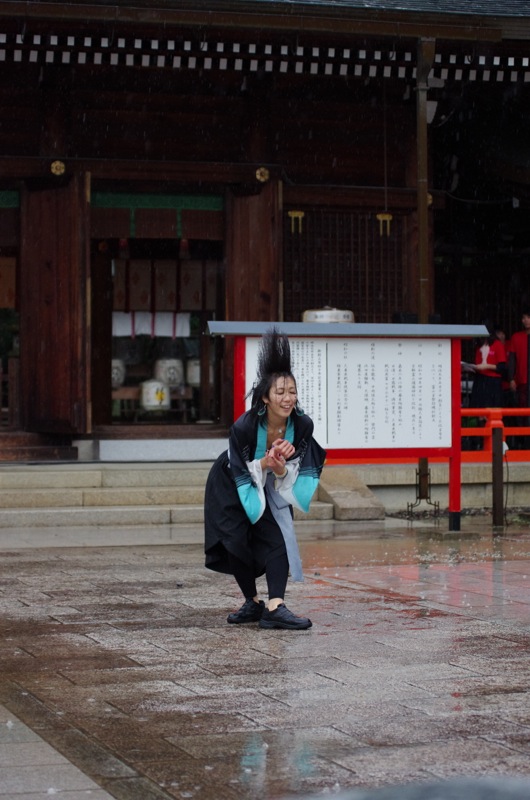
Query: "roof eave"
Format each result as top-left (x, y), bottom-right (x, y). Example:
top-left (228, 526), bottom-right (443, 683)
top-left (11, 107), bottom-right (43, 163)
top-left (0, 1), bottom-right (511, 43)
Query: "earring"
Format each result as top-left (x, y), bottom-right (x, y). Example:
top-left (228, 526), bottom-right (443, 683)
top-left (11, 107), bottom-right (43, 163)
top-left (257, 403), bottom-right (267, 416)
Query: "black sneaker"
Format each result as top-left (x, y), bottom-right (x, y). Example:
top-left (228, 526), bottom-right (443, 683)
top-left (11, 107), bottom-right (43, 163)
top-left (259, 603), bottom-right (312, 630)
top-left (227, 599), bottom-right (265, 624)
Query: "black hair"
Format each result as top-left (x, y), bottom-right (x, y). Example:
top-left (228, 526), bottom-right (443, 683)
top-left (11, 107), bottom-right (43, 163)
top-left (477, 320), bottom-right (500, 345)
top-left (486, 323), bottom-right (499, 344)
top-left (247, 327), bottom-right (300, 414)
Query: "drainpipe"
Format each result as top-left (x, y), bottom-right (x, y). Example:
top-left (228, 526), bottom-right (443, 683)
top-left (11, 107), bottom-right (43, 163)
top-left (416, 38), bottom-right (436, 324)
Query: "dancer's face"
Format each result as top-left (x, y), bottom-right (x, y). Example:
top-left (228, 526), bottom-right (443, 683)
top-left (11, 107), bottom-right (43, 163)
top-left (264, 376), bottom-right (297, 421)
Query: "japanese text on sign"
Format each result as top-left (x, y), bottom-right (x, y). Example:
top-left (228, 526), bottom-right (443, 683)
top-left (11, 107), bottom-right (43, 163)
top-left (245, 337), bottom-right (452, 449)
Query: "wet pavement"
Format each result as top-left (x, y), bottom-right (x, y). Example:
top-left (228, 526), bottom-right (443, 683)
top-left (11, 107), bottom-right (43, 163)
top-left (2, 517), bottom-right (530, 798)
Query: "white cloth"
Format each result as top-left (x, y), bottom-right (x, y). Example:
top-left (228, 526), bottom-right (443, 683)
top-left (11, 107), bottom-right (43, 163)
top-left (112, 312), bottom-right (191, 338)
top-left (246, 459), bottom-right (304, 582)
top-left (266, 472), bottom-right (304, 582)
top-left (274, 457), bottom-right (303, 510)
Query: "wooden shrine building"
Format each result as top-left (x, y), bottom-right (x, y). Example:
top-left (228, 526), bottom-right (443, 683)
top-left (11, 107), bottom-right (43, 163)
top-left (0, 0), bottom-right (529, 458)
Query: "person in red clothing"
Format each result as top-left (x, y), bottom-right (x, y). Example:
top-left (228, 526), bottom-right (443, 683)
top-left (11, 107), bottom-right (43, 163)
top-left (469, 327), bottom-right (507, 409)
top-left (492, 325), bottom-right (515, 404)
top-left (508, 310), bottom-right (530, 407)
top-left (507, 310), bottom-right (530, 448)
top-left (493, 325), bottom-right (518, 449)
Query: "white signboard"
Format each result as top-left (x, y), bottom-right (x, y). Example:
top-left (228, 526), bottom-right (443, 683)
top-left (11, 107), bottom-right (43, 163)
top-left (245, 337), bottom-right (452, 449)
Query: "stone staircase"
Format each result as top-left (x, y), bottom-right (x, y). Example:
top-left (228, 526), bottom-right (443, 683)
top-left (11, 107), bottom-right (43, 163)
top-left (2, 459), bottom-right (525, 529)
top-left (0, 462), bottom-right (338, 528)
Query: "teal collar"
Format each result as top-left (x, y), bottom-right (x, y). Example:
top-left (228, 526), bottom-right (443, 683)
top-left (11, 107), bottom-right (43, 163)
top-left (256, 416), bottom-right (294, 458)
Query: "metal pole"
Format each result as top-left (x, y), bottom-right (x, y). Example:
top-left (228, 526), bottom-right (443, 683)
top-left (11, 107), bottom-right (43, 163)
top-left (418, 457), bottom-right (429, 498)
top-left (492, 422), bottom-right (504, 530)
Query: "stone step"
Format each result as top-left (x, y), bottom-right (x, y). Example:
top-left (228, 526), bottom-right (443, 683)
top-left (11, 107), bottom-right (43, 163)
top-left (0, 463), bottom-right (211, 489)
top-left (0, 506), bottom-right (177, 528)
top-left (0, 499), bottom-right (333, 528)
top-left (294, 500), bottom-right (334, 521)
top-left (0, 486), bottom-right (206, 508)
top-left (319, 466), bottom-right (385, 520)
top-left (101, 466), bottom-right (211, 488)
top-left (84, 487), bottom-right (206, 507)
top-left (0, 460), bottom-right (335, 527)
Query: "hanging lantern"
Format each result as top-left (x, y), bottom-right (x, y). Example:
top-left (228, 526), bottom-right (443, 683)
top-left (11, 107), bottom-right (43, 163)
top-left (288, 210), bottom-right (305, 234)
top-left (376, 212), bottom-right (393, 237)
top-left (377, 85), bottom-right (393, 237)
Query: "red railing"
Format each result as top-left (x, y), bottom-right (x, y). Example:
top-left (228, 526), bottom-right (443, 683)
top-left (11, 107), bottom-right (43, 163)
top-left (325, 407), bottom-right (530, 465)
top-left (460, 407), bottom-right (530, 462)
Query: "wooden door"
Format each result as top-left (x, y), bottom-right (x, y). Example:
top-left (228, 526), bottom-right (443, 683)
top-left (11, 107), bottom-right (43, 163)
top-left (225, 180), bottom-right (282, 321)
top-left (19, 174), bottom-right (91, 433)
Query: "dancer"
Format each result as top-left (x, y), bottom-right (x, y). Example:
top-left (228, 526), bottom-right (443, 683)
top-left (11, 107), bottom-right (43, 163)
top-left (204, 328), bottom-right (326, 630)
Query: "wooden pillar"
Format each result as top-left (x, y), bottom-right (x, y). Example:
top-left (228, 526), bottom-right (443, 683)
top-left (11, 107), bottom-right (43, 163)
top-left (221, 77), bottom-right (280, 423)
top-left (220, 178), bottom-right (282, 424)
top-left (416, 38), bottom-right (436, 324)
top-left (19, 172), bottom-right (91, 434)
top-left (225, 179), bottom-right (282, 323)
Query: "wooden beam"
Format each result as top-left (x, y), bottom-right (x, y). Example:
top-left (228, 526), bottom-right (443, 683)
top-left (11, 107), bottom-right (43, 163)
top-left (283, 185), bottom-right (436, 211)
top-left (0, 157), bottom-right (281, 186)
top-left (0, 1), bottom-right (504, 43)
top-left (0, 159), bottom-right (449, 212)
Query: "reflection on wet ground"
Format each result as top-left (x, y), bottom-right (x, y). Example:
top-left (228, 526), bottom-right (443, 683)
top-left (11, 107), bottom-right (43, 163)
top-left (2, 518), bottom-right (530, 799)
top-left (300, 517), bottom-right (530, 567)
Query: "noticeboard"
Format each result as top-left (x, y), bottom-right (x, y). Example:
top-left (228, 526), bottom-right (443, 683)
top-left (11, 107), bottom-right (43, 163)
top-left (207, 320), bottom-right (489, 531)
top-left (245, 336), bottom-right (452, 450)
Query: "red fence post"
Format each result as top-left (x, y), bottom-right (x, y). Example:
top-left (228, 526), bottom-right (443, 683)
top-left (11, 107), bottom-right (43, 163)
top-left (490, 411), bottom-right (505, 529)
top-left (449, 338), bottom-right (462, 530)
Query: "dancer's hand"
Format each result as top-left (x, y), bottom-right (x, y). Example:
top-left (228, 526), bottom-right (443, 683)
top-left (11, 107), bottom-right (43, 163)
top-left (261, 442), bottom-right (289, 476)
top-left (270, 438), bottom-right (295, 460)
top-left (262, 440), bottom-right (294, 476)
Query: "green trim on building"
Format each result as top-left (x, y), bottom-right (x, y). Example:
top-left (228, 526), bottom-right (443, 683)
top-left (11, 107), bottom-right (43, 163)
top-left (92, 192), bottom-right (223, 238)
top-left (91, 193), bottom-right (223, 211)
top-left (0, 191), bottom-right (19, 208)
top-left (0, 191), bottom-right (225, 211)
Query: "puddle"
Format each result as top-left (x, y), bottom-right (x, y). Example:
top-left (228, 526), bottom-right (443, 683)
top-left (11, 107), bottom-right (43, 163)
top-left (299, 519), bottom-right (530, 569)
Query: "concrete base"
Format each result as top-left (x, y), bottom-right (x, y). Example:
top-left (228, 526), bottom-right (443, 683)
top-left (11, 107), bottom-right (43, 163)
top-left (319, 466), bottom-right (385, 520)
top-left (79, 438), bottom-right (228, 462)
top-left (353, 461), bottom-right (530, 513)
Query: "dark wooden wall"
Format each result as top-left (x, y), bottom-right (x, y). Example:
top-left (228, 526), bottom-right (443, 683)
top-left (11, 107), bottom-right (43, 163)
top-left (0, 16), bottom-right (528, 433)
top-left (19, 175), bottom-right (90, 433)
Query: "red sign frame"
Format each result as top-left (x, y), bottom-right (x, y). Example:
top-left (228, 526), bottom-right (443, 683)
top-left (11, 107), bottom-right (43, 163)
top-left (233, 334), bottom-right (463, 530)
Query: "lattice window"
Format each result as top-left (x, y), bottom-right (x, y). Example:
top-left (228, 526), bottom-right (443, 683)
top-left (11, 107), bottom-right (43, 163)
top-left (283, 209), bottom-right (408, 323)
top-left (435, 254), bottom-right (528, 354)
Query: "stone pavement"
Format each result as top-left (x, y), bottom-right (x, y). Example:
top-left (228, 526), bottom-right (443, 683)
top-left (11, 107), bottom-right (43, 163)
top-left (2, 517), bottom-right (530, 798)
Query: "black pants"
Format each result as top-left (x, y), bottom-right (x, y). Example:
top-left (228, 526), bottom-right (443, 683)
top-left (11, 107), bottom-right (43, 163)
top-left (228, 550), bottom-right (289, 600)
